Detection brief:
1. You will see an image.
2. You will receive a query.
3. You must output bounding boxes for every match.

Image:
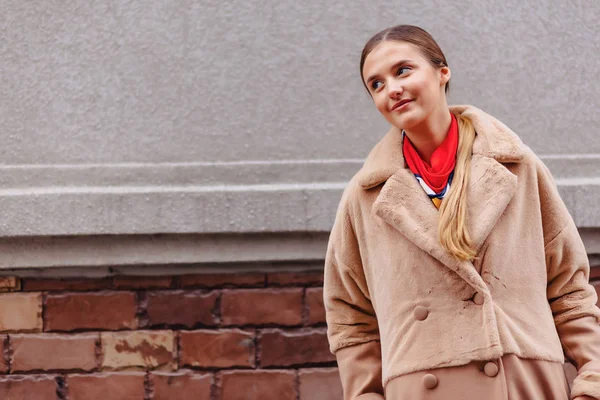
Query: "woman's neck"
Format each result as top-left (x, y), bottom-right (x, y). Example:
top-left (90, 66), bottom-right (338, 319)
top-left (403, 106), bottom-right (452, 165)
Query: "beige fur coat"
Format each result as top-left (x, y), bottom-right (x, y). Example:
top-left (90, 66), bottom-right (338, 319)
top-left (324, 105), bottom-right (600, 399)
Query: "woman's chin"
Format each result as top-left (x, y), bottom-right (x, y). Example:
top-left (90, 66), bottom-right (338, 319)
top-left (391, 114), bottom-right (419, 131)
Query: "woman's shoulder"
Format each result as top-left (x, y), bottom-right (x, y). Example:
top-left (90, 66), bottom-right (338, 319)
top-left (452, 104), bottom-right (544, 166)
top-left (335, 129), bottom-right (401, 216)
top-left (351, 125), bottom-right (405, 191)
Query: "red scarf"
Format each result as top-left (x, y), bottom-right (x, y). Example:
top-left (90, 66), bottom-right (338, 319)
top-left (403, 113), bottom-right (458, 193)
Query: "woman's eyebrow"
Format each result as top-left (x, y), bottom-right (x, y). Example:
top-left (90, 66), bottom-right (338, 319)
top-left (365, 59), bottom-right (413, 85)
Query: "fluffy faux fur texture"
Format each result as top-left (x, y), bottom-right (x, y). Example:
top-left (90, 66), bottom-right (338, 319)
top-left (324, 105), bottom-right (600, 399)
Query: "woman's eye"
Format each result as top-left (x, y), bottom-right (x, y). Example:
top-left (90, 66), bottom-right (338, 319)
top-left (371, 80), bottom-right (383, 90)
top-left (397, 66), bottom-right (411, 75)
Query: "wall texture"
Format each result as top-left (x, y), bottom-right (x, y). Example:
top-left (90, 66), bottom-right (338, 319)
top-left (0, 270), bottom-right (342, 400)
top-left (1, 267), bottom-right (600, 399)
top-left (0, 1), bottom-right (598, 272)
top-left (0, 2), bottom-right (598, 399)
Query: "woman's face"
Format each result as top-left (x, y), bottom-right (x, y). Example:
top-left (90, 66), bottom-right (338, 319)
top-left (362, 41), bottom-right (450, 131)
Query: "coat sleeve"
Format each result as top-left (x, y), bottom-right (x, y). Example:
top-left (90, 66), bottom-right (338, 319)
top-left (537, 157), bottom-right (600, 399)
top-left (323, 185), bottom-right (385, 400)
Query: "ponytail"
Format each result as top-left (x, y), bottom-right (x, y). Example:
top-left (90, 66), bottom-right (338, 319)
top-left (438, 113), bottom-right (477, 261)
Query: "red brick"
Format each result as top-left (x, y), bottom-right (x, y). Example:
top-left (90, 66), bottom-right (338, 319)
top-left (151, 371), bottom-right (212, 400)
top-left (0, 375), bottom-right (57, 400)
top-left (0, 292), bottom-right (43, 332)
top-left (267, 271), bottom-right (323, 286)
top-left (101, 330), bottom-right (175, 370)
top-left (11, 333), bottom-right (98, 372)
top-left (180, 329), bottom-right (254, 368)
top-left (221, 289), bottom-right (302, 326)
top-left (147, 290), bottom-right (217, 328)
top-left (114, 276), bottom-right (173, 289)
top-left (0, 335), bottom-right (7, 373)
top-left (306, 288), bottom-right (325, 325)
top-left (299, 368), bottom-right (343, 400)
top-left (179, 273), bottom-right (265, 288)
top-left (259, 328), bottom-right (335, 367)
top-left (23, 278), bottom-right (112, 291)
top-left (68, 372), bottom-right (145, 400)
top-left (220, 370), bottom-right (295, 400)
top-left (45, 291), bottom-right (137, 331)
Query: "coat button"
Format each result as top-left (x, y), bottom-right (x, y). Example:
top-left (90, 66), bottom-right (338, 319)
top-left (414, 306), bottom-right (429, 321)
top-left (484, 361), bottom-right (499, 377)
top-left (422, 373), bottom-right (438, 389)
top-left (473, 293), bottom-right (484, 305)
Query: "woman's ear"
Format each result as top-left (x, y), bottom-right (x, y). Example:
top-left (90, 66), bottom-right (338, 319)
top-left (440, 66), bottom-right (451, 86)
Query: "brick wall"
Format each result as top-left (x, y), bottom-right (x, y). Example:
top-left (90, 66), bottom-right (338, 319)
top-left (0, 271), bottom-right (342, 400)
top-left (1, 266), bottom-right (599, 399)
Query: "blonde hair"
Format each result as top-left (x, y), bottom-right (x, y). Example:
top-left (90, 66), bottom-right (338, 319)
top-left (438, 113), bottom-right (477, 261)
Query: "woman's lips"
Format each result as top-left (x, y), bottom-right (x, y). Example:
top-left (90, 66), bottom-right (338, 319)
top-left (391, 99), bottom-right (413, 112)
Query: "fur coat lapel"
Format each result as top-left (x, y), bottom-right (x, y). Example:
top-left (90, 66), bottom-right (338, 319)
top-left (356, 105), bottom-right (525, 292)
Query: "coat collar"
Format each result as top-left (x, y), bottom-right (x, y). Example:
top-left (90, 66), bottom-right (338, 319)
top-left (356, 105), bottom-right (524, 189)
top-left (361, 105), bottom-right (524, 293)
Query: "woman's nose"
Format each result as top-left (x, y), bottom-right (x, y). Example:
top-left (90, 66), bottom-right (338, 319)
top-left (388, 81), bottom-right (404, 99)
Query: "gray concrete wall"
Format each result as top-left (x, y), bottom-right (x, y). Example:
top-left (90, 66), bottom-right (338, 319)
top-left (0, 1), bottom-right (598, 273)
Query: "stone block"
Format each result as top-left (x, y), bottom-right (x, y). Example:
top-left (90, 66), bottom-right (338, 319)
top-left (219, 370), bottom-right (295, 400)
top-left (67, 372), bottom-right (146, 400)
top-left (221, 289), bottom-right (302, 326)
top-left (101, 330), bottom-right (175, 370)
top-left (45, 292), bottom-right (137, 331)
top-left (11, 333), bottom-right (98, 372)
top-left (180, 329), bottom-right (254, 368)
top-left (0, 293), bottom-right (43, 332)
top-left (146, 290), bottom-right (217, 328)
top-left (259, 328), bottom-right (334, 367)
top-left (151, 371), bottom-right (212, 400)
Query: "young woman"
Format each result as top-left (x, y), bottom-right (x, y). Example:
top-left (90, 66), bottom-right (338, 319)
top-left (323, 25), bottom-right (600, 400)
